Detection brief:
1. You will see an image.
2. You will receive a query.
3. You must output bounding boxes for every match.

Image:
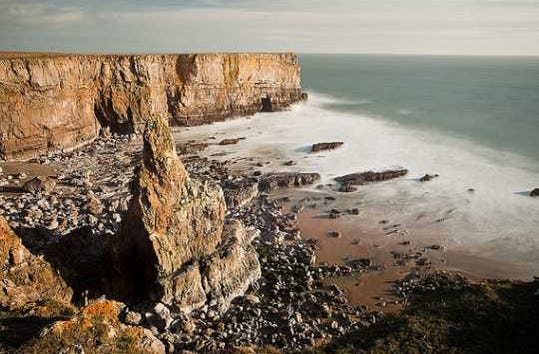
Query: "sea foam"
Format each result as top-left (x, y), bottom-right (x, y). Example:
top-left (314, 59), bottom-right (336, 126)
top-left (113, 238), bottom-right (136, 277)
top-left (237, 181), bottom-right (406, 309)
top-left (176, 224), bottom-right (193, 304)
top-left (174, 92), bottom-right (539, 276)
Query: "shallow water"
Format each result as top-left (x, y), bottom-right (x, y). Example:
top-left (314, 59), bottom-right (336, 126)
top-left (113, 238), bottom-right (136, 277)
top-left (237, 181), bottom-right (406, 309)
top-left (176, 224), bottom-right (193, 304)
top-left (175, 55), bottom-right (539, 278)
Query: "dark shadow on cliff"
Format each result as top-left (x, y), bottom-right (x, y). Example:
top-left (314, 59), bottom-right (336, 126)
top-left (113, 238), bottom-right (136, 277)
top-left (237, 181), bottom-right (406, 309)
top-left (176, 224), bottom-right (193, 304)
top-left (15, 226), bottom-right (116, 304)
top-left (305, 276), bottom-right (539, 354)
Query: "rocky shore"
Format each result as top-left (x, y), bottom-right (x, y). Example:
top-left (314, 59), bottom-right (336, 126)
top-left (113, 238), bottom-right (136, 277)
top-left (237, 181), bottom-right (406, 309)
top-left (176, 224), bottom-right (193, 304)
top-left (1, 113), bottom-right (538, 353)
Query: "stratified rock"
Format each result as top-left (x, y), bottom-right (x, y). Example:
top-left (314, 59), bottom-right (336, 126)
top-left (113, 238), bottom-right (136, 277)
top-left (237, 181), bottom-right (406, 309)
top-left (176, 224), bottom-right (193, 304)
top-left (0, 53), bottom-right (303, 160)
top-left (335, 168), bottom-right (408, 186)
top-left (530, 188), bottom-right (539, 197)
top-left (0, 216), bottom-right (72, 310)
top-left (22, 176), bottom-right (56, 195)
top-left (111, 115), bottom-right (260, 313)
top-left (311, 142), bottom-right (344, 153)
top-left (259, 172), bottom-right (321, 192)
top-left (22, 300), bottom-right (165, 354)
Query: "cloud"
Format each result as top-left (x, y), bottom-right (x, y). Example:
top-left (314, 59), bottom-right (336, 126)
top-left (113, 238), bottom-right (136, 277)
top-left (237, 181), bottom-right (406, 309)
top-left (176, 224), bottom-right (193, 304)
top-left (0, 1), bottom-right (83, 26)
top-left (0, 0), bottom-right (538, 55)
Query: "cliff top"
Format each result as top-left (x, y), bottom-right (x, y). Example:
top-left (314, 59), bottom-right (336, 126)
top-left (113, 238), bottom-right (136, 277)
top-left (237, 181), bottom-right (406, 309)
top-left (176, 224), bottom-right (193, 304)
top-left (0, 51), bottom-right (297, 60)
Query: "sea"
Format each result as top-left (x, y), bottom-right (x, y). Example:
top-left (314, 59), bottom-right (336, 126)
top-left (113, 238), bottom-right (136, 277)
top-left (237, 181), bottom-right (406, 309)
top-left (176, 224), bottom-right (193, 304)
top-left (176, 54), bottom-right (539, 278)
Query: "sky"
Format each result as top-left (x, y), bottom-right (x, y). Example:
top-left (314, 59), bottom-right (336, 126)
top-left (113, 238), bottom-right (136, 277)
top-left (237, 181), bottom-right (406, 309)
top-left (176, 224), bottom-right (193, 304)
top-left (1, 0), bottom-right (539, 55)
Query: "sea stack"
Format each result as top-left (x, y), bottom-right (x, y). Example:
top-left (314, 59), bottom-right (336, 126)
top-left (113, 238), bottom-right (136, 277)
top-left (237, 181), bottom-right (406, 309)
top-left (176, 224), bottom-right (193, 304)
top-left (111, 114), bottom-right (260, 312)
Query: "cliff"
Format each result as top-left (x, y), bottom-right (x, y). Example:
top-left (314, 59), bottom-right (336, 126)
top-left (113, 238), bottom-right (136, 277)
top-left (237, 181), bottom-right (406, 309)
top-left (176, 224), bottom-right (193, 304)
top-left (0, 53), bottom-right (303, 160)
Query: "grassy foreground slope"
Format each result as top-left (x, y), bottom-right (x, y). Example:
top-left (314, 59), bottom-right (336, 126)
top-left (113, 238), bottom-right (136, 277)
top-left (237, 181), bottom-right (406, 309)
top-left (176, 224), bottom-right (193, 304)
top-left (307, 273), bottom-right (539, 354)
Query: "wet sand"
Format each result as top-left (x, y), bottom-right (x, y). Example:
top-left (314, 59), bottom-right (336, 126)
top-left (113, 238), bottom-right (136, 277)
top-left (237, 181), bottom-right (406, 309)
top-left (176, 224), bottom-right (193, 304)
top-left (173, 126), bottom-right (534, 311)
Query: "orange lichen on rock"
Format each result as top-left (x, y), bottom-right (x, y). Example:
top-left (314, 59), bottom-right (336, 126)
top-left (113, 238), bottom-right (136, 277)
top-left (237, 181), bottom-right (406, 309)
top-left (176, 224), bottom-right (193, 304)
top-left (23, 300), bottom-right (165, 354)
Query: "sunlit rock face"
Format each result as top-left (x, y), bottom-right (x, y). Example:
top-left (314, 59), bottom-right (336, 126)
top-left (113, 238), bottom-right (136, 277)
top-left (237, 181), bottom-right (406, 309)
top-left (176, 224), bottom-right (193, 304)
top-left (0, 53), bottom-right (302, 160)
top-left (111, 115), bottom-right (260, 312)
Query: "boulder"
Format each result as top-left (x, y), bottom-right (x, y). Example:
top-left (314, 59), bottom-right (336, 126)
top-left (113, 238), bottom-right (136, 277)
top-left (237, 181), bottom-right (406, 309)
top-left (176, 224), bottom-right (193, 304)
top-left (335, 168), bottom-right (408, 186)
top-left (311, 142), bottom-right (344, 153)
top-left (530, 188), bottom-right (539, 197)
top-left (22, 176), bottom-right (56, 195)
top-left (259, 172), bottom-right (321, 192)
top-left (0, 216), bottom-right (72, 310)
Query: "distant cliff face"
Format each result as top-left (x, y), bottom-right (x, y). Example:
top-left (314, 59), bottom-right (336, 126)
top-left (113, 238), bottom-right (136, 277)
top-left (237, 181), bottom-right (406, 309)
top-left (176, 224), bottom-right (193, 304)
top-left (0, 53), bottom-right (302, 160)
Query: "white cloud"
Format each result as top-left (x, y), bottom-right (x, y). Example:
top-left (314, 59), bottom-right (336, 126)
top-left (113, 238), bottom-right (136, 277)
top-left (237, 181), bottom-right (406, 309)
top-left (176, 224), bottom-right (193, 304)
top-left (0, 0), bottom-right (538, 55)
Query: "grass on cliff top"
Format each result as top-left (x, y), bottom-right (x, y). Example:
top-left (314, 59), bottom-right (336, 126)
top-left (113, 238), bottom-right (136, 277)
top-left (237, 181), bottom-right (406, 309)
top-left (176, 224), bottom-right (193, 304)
top-left (304, 277), bottom-right (539, 354)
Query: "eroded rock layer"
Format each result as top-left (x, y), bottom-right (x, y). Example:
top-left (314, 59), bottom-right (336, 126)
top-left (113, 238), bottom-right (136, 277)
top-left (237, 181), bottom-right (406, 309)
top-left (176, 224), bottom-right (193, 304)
top-left (0, 53), bottom-right (302, 160)
top-left (111, 115), bottom-right (260, 312)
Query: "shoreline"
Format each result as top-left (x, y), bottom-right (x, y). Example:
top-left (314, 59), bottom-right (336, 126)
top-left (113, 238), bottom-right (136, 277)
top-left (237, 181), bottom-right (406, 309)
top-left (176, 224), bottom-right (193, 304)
top-left (173, 117), bottom-right (538, 284)
top-left (0, 113), bottom-right (537, 352)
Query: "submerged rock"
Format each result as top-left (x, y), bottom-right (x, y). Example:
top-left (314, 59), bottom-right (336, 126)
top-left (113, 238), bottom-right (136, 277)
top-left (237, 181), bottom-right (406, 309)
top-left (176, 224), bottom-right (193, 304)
top-left (335, 168), bottom-right (408, 186)
top-left (219, 137), bottom-right (246, 145)
top-left (258, 172), bottom-right (321, 192)
top-left (0, 216), bottom-right (72, 310)
top-left (419, 173), bottom-right (439, 182)
top-left (311, 142), bottom-right (344, 153)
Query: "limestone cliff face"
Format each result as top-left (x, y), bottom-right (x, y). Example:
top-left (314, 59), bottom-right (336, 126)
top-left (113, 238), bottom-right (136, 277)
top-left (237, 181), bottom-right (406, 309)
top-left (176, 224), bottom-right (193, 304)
top-left (111, 115), bottom-right (260, 312)
top-left (0, 53), bottom-right (302, 160)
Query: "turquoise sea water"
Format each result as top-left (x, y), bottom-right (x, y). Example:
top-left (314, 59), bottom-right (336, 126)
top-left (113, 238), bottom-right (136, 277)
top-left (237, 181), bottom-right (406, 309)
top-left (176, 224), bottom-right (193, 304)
top-left (176, 54), bottom-right (539, 277)
top-left (300, 54), bottom-right (539, 166)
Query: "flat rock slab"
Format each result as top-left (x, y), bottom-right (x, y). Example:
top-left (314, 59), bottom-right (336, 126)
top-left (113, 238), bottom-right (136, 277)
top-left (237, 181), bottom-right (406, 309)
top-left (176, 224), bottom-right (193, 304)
top-left (335, 169), bottom-right (408, 186)
top-left (311, 142), bottom-right (344, 153)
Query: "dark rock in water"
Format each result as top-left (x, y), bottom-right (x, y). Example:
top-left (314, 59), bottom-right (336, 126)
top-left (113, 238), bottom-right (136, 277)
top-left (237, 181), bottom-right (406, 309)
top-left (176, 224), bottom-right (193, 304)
top-left (349, 208), bottom-right (360, 215)
top-left (419, 173), bottom-right (439, 182)
top-left (311, 142), bottom-right (344, 153)
top-left (283, 160), bottom-right (296, 166)
top-left (328, 231), bottom-right (341, 238)
top-left (339, 183), bottom-right (357, 192)
top-left (530, 188), bottom-right (539, 197)
top-left (335, 168), bottom-right (408, 186)
top-left (258, 172), bottom-right (321, 192)
top-left (467, 188), bottom-right (475, 193)
top-left (22, 176), bottom-right (56, 195)
top-left (219, 137), bottom-right (245, 145)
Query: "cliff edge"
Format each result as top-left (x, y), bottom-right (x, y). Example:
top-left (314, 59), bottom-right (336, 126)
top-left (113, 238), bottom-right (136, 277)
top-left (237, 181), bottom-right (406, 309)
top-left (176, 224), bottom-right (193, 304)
top-left (0, 53), bottom-right (303, 160)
